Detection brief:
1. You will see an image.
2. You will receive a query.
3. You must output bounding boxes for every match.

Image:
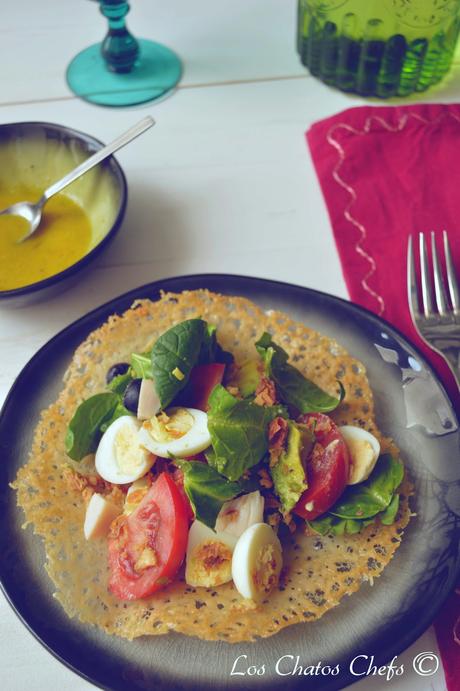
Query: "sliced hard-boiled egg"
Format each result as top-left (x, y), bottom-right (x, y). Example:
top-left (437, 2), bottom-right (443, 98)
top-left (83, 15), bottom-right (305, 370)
top-left (138, 407), bottom-right (211, 459)
top-left (84, 493), bottom-right (121, 540)
top-left (215, 491), bottom-right (264, 538)
top-left (340, 425), bottom-right (380, 485)
top-left (124, 476), bottom-right (151, 515)
top-left (185, 520), bottom-right (237, 587)
top-left (95, 415), bottom-right (156, 484)
top-left (231, 523), bottom-right (282, 602)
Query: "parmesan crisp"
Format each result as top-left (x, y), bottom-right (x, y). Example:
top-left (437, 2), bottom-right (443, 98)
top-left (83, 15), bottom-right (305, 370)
top-left (13, 290), bottom-right (412, 642)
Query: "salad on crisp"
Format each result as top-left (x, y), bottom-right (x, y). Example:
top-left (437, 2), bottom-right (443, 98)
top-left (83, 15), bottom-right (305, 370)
top-left (64, 317), bottom-right (404, 604)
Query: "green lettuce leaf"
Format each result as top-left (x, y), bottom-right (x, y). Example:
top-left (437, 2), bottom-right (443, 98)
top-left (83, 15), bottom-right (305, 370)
top-left (255, 332), bottom-right (344, 413)
top-left (206, 385), bottom-right (284, 481)
top-left (174, 460), bottom-right (242, 528)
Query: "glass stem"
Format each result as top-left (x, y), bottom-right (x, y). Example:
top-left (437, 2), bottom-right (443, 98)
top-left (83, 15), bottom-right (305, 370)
top-left (99, 0), bottom-right (139, 73)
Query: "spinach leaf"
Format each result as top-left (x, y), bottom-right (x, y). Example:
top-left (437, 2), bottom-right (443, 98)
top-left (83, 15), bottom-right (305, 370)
top-left (151, 319), bottom-right (207, 408)
top-left (136, 319), bottom-right (231, 409)
top-left (65, 392), bottom-right (120, 461)
top-left (380, 493), bottom-right (400, 525)
top-left (255, 332), bottom-right (344, 413)
top-left (131, 352), bottom-right (153, 379)
top-left (174, 460), bottom-right (242, 528)
top-left (307, 497), bottom-right (401, 537)
top-left (308, 514), bottom-right (376, 537)
top-left (307, 455), bottom-right (404, 536)
top-left (199, 323), bottom-right (233, 365)
top-left (330, 455), bottom-right (404, 520)
top-left (100, 401), bottom-right (131, 433)
top-left (206, 385), bottom-right (283, 481)
top-left (107, 372), bottom-right (133, 395)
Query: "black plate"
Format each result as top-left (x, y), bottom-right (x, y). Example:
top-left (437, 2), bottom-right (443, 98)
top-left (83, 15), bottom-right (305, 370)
top-left (1, 274), bottom-right (459, 691)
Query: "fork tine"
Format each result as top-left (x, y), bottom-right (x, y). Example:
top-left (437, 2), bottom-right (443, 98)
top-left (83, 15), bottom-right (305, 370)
top-left (443, 230), bottom-right (460, 314)
top-left (407, 235), bottom-right (420, 318)
top-left (431, 231), bottom-right (448, 315)
top-left (419, 232), bottom-right (434, 317)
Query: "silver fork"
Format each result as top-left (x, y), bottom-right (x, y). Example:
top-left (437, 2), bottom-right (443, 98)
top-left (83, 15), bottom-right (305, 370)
top-left (407, 231), bottom-right (460, 391)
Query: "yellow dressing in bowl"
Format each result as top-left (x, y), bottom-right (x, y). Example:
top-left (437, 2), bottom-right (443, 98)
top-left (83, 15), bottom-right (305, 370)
top-left (0, 186), bottom-right (92, 290)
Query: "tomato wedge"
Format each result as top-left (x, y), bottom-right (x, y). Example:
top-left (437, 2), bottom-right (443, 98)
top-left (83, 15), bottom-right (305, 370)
top-left (293, 413), bottom-right (350, 521)
top-left (178, 363), bottom-right (225, 411)
top-left (108, 472), bottom-right (189, 600)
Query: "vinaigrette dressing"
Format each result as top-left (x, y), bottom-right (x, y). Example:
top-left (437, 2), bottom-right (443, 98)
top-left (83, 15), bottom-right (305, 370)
top-left (0, 185), bottom-right (91, 290)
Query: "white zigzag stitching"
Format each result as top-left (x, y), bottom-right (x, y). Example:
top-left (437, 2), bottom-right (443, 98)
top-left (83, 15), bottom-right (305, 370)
top-left (325, 110), bottom-right (460, 316)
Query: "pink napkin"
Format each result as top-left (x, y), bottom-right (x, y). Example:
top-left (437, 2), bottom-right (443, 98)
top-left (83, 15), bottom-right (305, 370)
top-left (307, 103), bottom-right (460, 408)
top-left (306, 103), bottom-right (460, 690)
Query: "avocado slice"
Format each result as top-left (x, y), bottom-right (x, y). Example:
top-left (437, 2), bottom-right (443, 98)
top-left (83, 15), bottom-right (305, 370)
top-left (271, 421), bottom-right (313, 513)
top-left (234, 359), bottom-right (263, 397)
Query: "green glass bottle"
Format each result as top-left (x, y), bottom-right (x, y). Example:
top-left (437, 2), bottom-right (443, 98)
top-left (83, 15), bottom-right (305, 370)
top-left (297, 0), bottom-right (460, 97)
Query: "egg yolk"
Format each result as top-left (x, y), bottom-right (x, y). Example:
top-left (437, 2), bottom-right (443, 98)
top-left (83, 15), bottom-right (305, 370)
top-left (0, 185), bottom-right (92, 290)
top-left (149, 409), bottom-right (194, 442)
top-left (115, 425), bottom-right (145, 475)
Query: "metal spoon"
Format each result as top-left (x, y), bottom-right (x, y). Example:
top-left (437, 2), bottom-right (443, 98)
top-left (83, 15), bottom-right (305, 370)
top-left (0, 116), bottom-right (155, 242)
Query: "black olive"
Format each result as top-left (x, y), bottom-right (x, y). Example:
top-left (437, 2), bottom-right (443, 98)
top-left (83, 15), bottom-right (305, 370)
top-left (123, 378), bottom-right (142, 413)
top-left (106, 362), bottom-right (130, 384)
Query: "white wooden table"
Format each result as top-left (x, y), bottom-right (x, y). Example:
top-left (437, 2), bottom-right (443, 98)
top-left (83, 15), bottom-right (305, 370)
top-left (0, 1), bottom-right (455, 689)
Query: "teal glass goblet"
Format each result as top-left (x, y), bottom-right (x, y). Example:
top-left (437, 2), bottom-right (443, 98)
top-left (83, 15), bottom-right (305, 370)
top-left (66, 0), bottom-right (182, 106)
